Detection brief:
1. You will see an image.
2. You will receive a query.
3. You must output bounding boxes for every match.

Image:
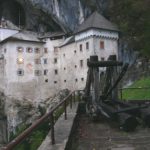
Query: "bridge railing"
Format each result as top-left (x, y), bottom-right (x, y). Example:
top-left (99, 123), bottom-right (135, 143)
top-left (119, 87), bottom-right (150, 102)
top-left (1, 90), bottom-right (83, 150)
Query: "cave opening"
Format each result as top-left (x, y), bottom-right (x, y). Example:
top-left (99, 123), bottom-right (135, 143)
top-left (0, 0), bottom-right (26, 28)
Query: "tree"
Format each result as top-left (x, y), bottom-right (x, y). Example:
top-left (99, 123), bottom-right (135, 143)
top-left (107, 0), bottom-right (150, 56)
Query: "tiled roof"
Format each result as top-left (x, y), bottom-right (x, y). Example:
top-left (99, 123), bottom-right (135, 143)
top-left (75, 11), bottom-right (119, 34)
top-left (39, 31), bottom-right (65, 38)
top-left (5, 31), bottom-right (44, 43)
top-left (59, 36), bottom-right (75, 47)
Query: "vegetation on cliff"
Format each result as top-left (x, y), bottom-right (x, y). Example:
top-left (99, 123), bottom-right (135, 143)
top-left (107, 0), bottom-right (150, 56)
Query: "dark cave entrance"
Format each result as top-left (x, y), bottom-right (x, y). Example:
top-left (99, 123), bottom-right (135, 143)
top-left (0, 0), bottom-right (26, 27)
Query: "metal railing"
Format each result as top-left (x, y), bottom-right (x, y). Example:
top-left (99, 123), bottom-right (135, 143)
top-left (1, 90), bottom-right (82, 150)
top-left (119, 87), bottom-right (150, 101)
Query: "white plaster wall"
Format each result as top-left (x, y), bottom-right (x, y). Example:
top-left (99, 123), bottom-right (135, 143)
top-left (60, 32), bottom-right (119, 91)
top-left (0, 43), bottom-right (6, 92)
top-left (0, 29), bottom-right (19, 41)
top-left (0, 29), bottom-right (119, 101)
top-left (43, 38), bottom-right (64, 95)
top-left (3, 41), bottom-right (46, 100)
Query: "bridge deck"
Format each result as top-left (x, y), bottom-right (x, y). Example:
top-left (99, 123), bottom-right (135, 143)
top-left (70, 114), bottom-right (150, 150)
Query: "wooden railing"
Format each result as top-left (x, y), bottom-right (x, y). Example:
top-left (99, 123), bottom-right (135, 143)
top-left (1, 90), bottom-right (82, 150)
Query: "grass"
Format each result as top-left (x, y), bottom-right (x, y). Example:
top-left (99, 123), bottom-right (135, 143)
top-left (121, 77), bottom-right (150, 100)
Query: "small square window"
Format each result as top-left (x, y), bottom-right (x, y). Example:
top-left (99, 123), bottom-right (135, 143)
top-left (74, 50), bottom-right (77, 54)
top-left (81, 78), bottom-right (84, 81)
top-left (17, 69), bottom-right (24, 76)
top-left (55, 69), bottom-right (58, 75)
top-left (45, 79), bottom-right (48, 83)
top-left (100, 41), bottom-right (104, 49)
top-left (34, 70), bottom-right (42, 76)
top-left (54, 81), bottom-right (57, 84)
top-left (79, 44), bottom-right (82, 52)
top-left (64, 67), bottom-right (66, 70)
top-left (101, 57), bottom-right (105, 61)
top-left (35, 48), bottom-right (40, 53)
top-left (4, 48), bottom-right (7, 53)
top-left (44, 69), bottom-right (48, 75)
top-left (43, 58), bottom-right (48, 64)
top-left (86, 42), bottom-right (89, 50)
top-left (17, 58), bottom-right (24, 64)
top-left (80, 60), bottom-right (83, 67)
top-left (63, 54), bottom-right (65, 57)
top-left (44, 48), bottom-right (48, 53)
top-left (64, 80), bottom-right (66, 83)
top-left (54, 58), bottom-right (57, 64)
top-left (75, 79), bottom-right (78, 82)
top-left (54, 47), bottom-right (58, 53)
top-left (17, 47), bottom-right (23, 53)
top-left (75, 65), bottom-right (77, 68)
top-left (35, 59), bottom-right (41, 64)
top-left (26, 47), bottom-right (33, 53)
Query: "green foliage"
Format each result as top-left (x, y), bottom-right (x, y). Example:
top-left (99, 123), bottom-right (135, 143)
top-left (107, 0), bottom-right (150, 56)
top-left (10, 124), bottom-right (30, 141)
top-left (11, 106), bottom-right (66, 150)
top-left (122, 77), bottom-right (150, 100)
top-left (13, 119), bottom-right (50, 150)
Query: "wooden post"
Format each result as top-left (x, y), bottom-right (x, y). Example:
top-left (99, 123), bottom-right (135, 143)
top-left (51, 113), bottom-right (55, 145)
top-left (74, 91), bottom-right (76, 103)
top-left (64, 101), bottom-right (67, 120)
top-left (70, 94), bottom-right (72, 109)
top-left (120, 89), bottom-right (123, 101)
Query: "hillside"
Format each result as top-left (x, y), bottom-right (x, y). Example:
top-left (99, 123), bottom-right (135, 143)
top-left (122, 77), bottom-right (150, 100)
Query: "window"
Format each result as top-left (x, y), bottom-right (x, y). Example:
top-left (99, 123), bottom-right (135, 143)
top-left (100, 41), bottom-right (104, 49)
top-left (55, 69), bottom-right (58, 75)
top-left (44, 69), bottom-right (48, 75)
top-left (4, 48), bottom-right (7, 53)
top-left (35, 48), bottom-right (40, 53)
top-left (64, 67), bottom-right (66, 70)
top-left (101, 57), bottom-right (105, 61)
top-left (86, 42), bottom-right (89, 50)
top-left (17, 69), bottom-right (24, 76)
top-left (54, 47), bottom-right (58, 53)
top-left (34, 70), bottom-right (42, 76)
top-left (75, 79), bottom-right (78, 82)
top-left (63, 54), bottom-right (65, 57)
top-left (74, 50), bottom-right (77, 54)
top-left (44, 48), bottom-right (48, 53)
top-left (17, 47), bottom-right (23, 53)
top-left (45, 79), bottom-right (48, 83)
top-left (79, 44), bottom-right (82, 52)
top-left (54, 58), bottom-right (57, 64)
top-left (80, 60), bottom-right (83, 67)
top-left (75, 65), bottom-right (77, 68)
top-left (54, 81), bottom-right (57, 84)
top-left (43, 58), bottom-right (48, 64)
top-left (81, 78), bottom-right (84, 81)
top-left (17, 58), bottom-right (24, 64)
top-left (64, 80), bottom-right (66, 83)
top-left (26, 47), bottom-right (33, 53)
top-left (35, 59), bottom-right (41, 64)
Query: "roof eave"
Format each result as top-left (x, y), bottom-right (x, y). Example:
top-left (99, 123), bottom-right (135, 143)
top-left (1, 37), bottom-right (45, 44)
top-left (74, 27), bottom-right (120, 35)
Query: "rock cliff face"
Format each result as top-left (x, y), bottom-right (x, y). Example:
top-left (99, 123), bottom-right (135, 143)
top-left (0, 0), bottom-right (110, 32)
top-left (0, 89), bottom-right (69, 145)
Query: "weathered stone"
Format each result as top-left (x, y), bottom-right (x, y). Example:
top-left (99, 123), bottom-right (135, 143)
top-left (0, 0), bottom-right (110, 32)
